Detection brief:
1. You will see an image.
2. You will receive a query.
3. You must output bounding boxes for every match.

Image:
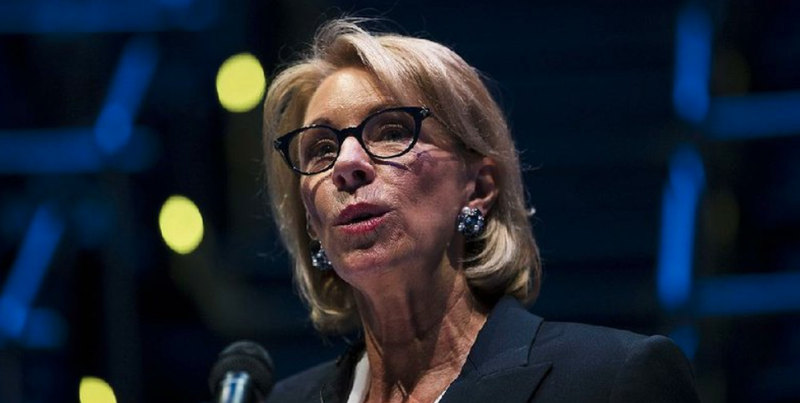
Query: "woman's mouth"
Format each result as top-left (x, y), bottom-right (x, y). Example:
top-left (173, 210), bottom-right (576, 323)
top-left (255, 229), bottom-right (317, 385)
top-left (335, 203), bottom-right (390, 234)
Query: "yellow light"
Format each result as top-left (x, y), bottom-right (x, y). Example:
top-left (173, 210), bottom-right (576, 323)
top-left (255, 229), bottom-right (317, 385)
top-left (79, 377), bottom-right (117, 403)
top-left (159, 195), bottom-right (204, 254)
top-left (216, 52), bottom-right (266, 112)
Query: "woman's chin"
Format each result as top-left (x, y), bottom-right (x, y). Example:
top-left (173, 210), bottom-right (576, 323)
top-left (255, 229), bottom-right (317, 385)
top-left (333, 250), bottom-right (405, 282)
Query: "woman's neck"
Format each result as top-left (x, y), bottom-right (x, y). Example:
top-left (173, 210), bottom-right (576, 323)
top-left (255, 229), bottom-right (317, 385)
top-left (354, 270), bottom-right (488, 403)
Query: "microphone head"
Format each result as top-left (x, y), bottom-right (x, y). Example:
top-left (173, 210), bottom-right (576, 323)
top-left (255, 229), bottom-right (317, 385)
top-left (208, 340), bottom-right (275, 398)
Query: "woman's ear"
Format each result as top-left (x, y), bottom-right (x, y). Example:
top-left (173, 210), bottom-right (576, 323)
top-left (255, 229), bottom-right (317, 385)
top-left (467, 157), bottom-right (498, 214)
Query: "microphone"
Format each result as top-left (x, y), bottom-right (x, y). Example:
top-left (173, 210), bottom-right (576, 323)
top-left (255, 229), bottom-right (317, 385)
top-left (208, 341), bottom-right (275, 403)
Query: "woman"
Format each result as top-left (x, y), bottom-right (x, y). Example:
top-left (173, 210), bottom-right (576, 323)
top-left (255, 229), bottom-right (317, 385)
top-left (262, 19), bottom-right (700, 403)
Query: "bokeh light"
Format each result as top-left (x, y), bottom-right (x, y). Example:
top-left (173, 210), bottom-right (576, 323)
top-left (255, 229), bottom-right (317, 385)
top-left (215, 53), bottom-right (266, 113)
top-left (79, 377), bottom-right (117, 403)
top-left (158, 195), bottom-right (204, 254)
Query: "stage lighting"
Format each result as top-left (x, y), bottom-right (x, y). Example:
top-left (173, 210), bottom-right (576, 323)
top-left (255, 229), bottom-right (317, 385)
top-left (79, 377), bottom-right (117, 403)
top-left (159, 195), bottom-right (204, 254)
top-left (216, 53), bottom-right (266, 113)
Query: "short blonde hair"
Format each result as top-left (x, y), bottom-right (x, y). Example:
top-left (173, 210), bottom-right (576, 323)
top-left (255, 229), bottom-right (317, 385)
top-left (263, 19), bottom-right (540, 334)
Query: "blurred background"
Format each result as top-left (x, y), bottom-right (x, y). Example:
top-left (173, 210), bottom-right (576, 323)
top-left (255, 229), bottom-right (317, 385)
top-left (1, 0), bottom-right (799, 402)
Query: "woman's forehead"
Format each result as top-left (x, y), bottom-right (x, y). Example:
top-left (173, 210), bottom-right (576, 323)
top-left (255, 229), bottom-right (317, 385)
top-left (302, 67), bottom-right (414, 127)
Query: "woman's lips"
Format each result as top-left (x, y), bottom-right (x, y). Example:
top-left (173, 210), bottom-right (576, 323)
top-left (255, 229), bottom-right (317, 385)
top-left (336, 213), bottom-right (388, 234)
top-left (334, 203), bottom-right (390, 234)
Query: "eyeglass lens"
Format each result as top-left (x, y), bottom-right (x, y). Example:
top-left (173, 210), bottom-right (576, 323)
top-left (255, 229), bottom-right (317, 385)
top-left (287, 109), bottom-right (418, 174)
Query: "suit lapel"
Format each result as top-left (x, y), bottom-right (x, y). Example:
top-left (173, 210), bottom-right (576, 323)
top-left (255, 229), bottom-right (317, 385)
top-left (319, 297), bottom-right (551, 403)
top-left (440, 297), bottom-right (552, 403)
top-left (320, 341), bottom-right (364, 403)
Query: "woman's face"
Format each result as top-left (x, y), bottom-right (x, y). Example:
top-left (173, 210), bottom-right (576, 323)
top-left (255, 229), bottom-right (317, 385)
top-left (300, 67), bottom-right (474, 287)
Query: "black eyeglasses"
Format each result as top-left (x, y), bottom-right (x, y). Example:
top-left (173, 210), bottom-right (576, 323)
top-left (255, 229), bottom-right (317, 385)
top-left (273, 106), bottom-right (432, 175)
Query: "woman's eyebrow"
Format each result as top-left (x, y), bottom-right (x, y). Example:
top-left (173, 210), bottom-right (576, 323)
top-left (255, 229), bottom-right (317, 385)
top-left (364, 102), bottom-right (395, 117)
top-left (304, 116), bottom-right (333, 127)
top-left (304, 102), bottom-right (396, 128)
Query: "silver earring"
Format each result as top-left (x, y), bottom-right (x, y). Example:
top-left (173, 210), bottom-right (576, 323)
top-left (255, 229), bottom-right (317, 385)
top-left (457, 207), bottom-right (485, 239)
top-left (310, 240), bottom-right (334, 271)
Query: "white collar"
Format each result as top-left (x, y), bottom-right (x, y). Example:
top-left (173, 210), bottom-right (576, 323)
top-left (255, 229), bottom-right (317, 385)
top-left (346, 352), bottom-right (447, 403)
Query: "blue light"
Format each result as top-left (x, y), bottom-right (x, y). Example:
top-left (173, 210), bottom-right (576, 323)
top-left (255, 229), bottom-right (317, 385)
top-left (0, 128), bottom-right (158, 174)
top-left (0, 204), bottom-right (64, 339)
top-left (0, 128), bottom-right (97, 173)
top-left (0, 35), bottom-right (160, 173)
top-left (95, 103), bottom-right (134, 155)
top-left (0, 296), bottom-right (27, 339)
top-left (672, 3), bottom-right (712, 123)
top-left (695, 271), bottom-right (800, 316)
top-left (706, 91), bottom-right (800, 138)
top-left (670, 325), bottom-right (699, 360)
top-left (22, 308), bottom-right (67, 349)
top-left (0, 0), bottom-right (213, 33)
top-left (657, 146), bottom-right (705, 311)
top-left (158, 0), bottom-right (195, 8)
top-left (95, 35), bottom-right (159, 155)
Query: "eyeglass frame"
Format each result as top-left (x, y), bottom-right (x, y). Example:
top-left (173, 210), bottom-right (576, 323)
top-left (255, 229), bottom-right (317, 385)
top-left (273, 106), bottom-right (432, 175)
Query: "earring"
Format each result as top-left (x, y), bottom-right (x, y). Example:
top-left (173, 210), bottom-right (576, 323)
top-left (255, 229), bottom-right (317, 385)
top-left (310, 240), bottom-right (334, 272)
top-left (457, 207), bottom-right (485, 239)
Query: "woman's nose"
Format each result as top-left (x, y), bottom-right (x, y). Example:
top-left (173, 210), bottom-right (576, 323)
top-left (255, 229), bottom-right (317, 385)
top-left (331, 137), bottom-right (376, 191)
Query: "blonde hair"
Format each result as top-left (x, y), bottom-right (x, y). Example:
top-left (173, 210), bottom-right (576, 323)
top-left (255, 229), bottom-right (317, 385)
top-left (263, 19), bottom-right (540, 334)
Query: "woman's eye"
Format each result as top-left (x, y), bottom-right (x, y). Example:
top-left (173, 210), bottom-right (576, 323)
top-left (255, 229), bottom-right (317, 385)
top-left (375, 124), bottom-right (412, 142)
top-left (298, 135), bottom-right (338, 170)
top-left (307, 141), bottom-right (337, 158)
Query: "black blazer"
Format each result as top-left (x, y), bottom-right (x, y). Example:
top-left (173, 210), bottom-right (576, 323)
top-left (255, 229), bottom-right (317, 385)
top-left (266, 297), bottom-right (701, 403)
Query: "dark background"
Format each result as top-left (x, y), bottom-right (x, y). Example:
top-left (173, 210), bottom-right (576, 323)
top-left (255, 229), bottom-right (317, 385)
top-left (1, 0), bottom-right (800, 402)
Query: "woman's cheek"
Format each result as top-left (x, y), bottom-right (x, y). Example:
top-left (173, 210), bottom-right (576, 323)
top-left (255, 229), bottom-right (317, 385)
top-left (300, 184), bottom-right (324, 236)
